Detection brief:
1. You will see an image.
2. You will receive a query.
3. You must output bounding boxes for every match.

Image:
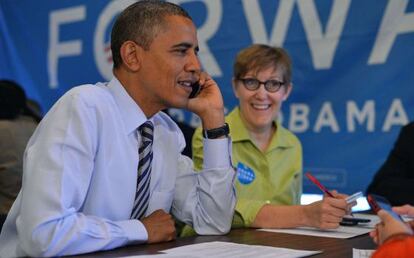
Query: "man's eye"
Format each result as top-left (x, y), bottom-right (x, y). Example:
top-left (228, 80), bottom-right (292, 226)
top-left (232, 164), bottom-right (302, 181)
top-left (175, 49), bottom-right (187, 54)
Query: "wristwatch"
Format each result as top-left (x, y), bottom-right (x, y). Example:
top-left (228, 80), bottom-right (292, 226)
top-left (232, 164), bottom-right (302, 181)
top-left (203, 123), bottom-right (230, 139)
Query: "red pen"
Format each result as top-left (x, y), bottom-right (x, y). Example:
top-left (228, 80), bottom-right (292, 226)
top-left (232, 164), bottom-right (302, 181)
top-left (305, 172), bottom-right (334, 197)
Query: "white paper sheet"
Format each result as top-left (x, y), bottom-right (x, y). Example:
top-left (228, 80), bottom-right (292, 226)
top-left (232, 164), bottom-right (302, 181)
top-left (352, 248), bottom-right (375, 258)
top-left (165, 241), bottom-right (321, 258)
top-left (258, 214), bottom-right (379, 239)
top-left (121, 241), bottom-right (321, 258)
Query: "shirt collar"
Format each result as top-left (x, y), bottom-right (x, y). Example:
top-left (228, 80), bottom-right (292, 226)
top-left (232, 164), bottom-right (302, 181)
top-left (107, 76), bottom-right (148, 135)
top-left (227, 107), bottom-right (294, 150)
top-left (227, 107), bottom-right (250, 142)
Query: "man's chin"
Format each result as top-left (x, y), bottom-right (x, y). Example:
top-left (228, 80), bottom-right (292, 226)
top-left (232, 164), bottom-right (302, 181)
top-left (165, 97), bottom-right (189, 110)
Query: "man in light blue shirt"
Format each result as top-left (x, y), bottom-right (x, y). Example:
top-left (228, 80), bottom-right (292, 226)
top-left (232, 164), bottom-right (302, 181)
top-left (0, 1), bottom-right (235, 257)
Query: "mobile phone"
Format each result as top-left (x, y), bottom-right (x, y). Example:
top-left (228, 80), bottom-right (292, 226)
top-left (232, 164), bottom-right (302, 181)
top-left (340, 216), bottom-right (371, 226)
top-left (188, 82), bottom-right (201, 99)
top-left (367, 194), bottom-right (403, 222)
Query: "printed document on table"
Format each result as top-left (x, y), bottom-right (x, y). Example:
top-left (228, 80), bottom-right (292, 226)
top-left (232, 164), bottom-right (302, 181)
top-left (121, 241), bottom-right (321, 258)
top-left (163, 241), bottom-right (321, 258)
top-left (353, 248), bottom-right (375, 258)
top-left (259, 214), bottom-right (379, 239)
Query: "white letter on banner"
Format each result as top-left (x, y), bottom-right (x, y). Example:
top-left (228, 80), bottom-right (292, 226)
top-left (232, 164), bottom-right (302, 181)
top-left (314, 102), bottom-right (340, 132)
top-left (242, 0), bottom-right (295, 46)
top-left (289, 104), bottom-right (310, 133)
top-left (48, 6), bottom-right (86, 89)
top-left (382, 99), bottom-right (409, 131)
top-left (297, 0), bottom-right (351, 69)
top-left (347, 100), bottom-right (375, 132)
top-left (242, 0), bottom-right (350, 69)
top-left (95, 0), bottom-right (135, 80)
top-left (170, 0), bottom-right (222, 77)
top-left (369, 0), bottom-right (414, 64)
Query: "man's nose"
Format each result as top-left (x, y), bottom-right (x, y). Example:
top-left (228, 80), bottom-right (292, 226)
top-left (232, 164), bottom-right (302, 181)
top-left (185, 51), bottom-right (201, 74)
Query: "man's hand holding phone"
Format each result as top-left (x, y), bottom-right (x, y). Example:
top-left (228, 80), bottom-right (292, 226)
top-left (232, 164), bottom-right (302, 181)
top-left (186, 72), bottom-right (225, 130)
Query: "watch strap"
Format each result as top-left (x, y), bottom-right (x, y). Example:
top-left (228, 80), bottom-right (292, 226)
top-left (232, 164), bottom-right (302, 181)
top-left (203, 123), bottom-right (229, 139)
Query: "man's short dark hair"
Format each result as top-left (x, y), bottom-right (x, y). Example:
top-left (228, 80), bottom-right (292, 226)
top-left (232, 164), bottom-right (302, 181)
top-left (111, 0), bottom-right (192, 69)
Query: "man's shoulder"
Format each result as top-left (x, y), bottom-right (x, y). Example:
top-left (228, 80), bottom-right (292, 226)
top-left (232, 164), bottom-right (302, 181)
top-left (61, 83), bottom-right (113, 107)
top-left (66, 82), bottom-right (110, 98)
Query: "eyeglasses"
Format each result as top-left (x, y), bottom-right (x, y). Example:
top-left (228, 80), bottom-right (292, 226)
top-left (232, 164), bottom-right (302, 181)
top-left (237, 78), bottom-right (285, 93)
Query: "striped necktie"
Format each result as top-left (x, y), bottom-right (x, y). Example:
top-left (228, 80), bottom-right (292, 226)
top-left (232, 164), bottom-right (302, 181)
top-left (131, 121), bottom-right (154, 220)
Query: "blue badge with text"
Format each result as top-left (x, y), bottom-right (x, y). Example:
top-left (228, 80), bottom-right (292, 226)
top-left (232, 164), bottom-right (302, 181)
top-left (237, 162), bottom-right (255, 184)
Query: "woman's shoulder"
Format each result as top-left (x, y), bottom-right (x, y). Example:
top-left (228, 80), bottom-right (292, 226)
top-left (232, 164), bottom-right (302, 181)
top-left (277, 123), bottom-right (302, 147)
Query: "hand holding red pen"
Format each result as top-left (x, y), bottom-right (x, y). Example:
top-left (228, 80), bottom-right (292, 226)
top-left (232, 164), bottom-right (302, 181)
top-left (303, 172), bottom-right (351, 229)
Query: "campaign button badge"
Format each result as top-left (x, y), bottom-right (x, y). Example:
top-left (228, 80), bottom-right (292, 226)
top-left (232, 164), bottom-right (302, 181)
top-left (237, 162), bottom-right (255, 184)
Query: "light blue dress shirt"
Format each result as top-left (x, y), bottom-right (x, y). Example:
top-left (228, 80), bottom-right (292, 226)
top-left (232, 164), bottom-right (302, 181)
top-left (0, 77), bottom-right (236, 257)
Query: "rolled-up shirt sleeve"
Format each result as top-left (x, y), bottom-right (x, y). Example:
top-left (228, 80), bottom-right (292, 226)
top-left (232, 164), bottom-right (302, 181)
top-left (172, 137), bottom-right (236, 235)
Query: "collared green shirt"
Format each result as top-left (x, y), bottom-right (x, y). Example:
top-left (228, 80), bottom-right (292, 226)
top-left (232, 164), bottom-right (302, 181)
top-left (192, 107), bottom-right (303, 227)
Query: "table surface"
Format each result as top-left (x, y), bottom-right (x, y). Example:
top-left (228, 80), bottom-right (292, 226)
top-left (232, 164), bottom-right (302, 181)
top-left (75, 228), bottom-right (377, 257)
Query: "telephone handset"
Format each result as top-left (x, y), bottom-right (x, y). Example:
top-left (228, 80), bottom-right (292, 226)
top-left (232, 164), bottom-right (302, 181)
top-left (188, 82), bottom-right (201, 99)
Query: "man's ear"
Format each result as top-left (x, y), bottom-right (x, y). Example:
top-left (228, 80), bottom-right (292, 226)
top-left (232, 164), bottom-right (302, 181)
top-left (119, 40), bottom-right (142, 72)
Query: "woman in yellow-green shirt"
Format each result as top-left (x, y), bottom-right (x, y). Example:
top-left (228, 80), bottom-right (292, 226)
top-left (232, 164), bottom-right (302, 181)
top-left (192, 44), bottom-right (349, 230)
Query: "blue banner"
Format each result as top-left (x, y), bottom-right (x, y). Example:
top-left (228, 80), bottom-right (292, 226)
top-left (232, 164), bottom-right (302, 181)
top-left (1, 0), bottom-right (413, 194)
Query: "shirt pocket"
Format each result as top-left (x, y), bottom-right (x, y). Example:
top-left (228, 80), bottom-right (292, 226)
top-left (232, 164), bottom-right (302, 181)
top-left (147, 189), bottom-right (175, 214)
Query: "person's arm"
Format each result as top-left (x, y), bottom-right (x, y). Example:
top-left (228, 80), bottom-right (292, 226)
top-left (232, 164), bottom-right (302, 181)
top-left (393, 204), bottom-right (414, 219)
top-left (370, 210), bottom-right (412, 245)
top-left (372, 236), bottom-right (414, 258)
top-left (17, 93), bottom-right (145, 257)
top-left (193, 125), bottom-right (264, 230)
top-left (370, 209), bottom-right (413, 258)
top-left (367, 124), bottom-right (414, 205)
top-left (172, 137), bottom-right (235, 235)
top-left (251, 197), bottom-right (349, 229)
top-left (391, 204), bottom-right (414, 232)
top-left (193, 122), bottom-right (348, 230)
top-left (172, 72), bottom-right (236, 235)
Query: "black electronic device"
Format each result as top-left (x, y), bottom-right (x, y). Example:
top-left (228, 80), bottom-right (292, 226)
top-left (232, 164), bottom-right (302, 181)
top-left (188, 82), bottom-right (201, 99)
top-left (339, 216), bottom-right (371, 226)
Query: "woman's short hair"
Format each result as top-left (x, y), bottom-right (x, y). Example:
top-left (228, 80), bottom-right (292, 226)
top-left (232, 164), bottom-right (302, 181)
top-left (233, 44), bottom-right (292, 84)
